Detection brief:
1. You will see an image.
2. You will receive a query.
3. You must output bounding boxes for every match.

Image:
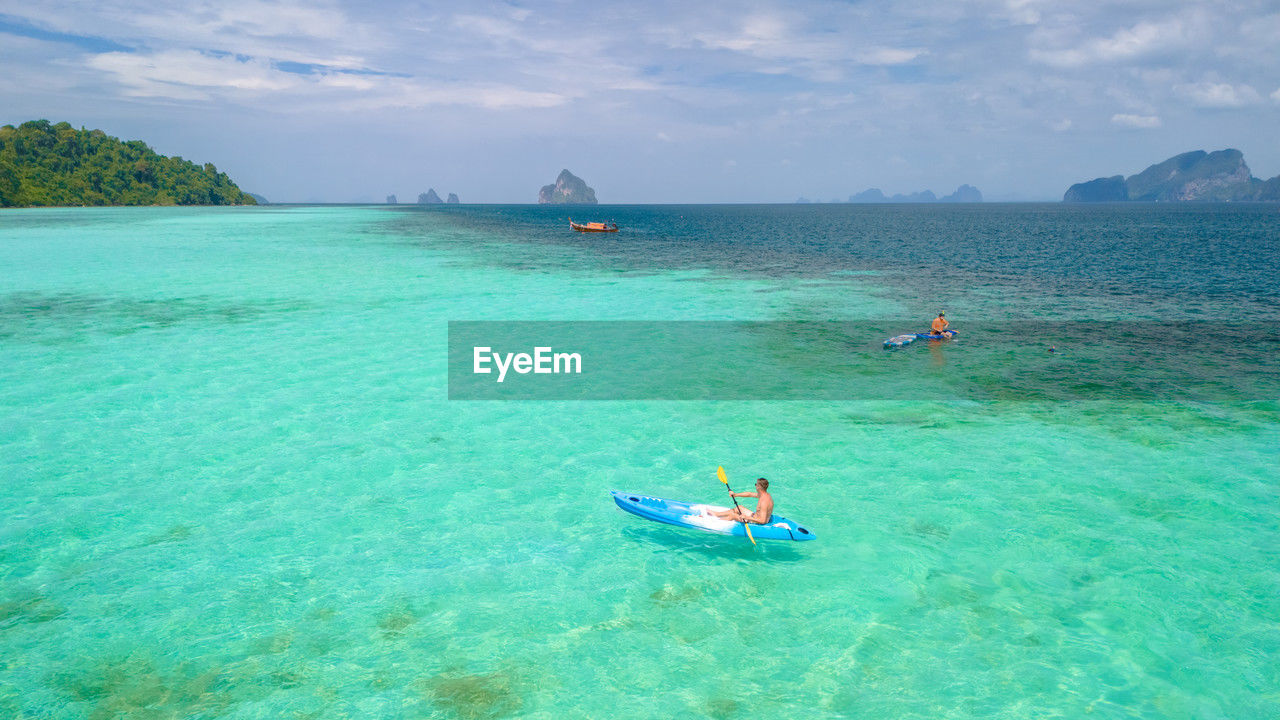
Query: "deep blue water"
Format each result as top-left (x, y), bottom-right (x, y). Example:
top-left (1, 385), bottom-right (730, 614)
top-left (395, 203), bottom-right (1280, 309)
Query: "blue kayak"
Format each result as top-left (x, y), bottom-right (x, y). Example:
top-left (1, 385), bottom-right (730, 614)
top-left (611, 490), bottom-right (815, 541)
top-left (884, 329), bottom-right (957, 348)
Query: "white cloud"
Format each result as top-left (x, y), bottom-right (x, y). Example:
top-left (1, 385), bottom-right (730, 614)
top-left (451, 12), bottom-right (590, 56)
top-left (1175, 82), bottom-right (1261, 108)
top-left (84, 49), bottom-right (567, 109)
top-left (674, 11), bottom-right (919, 80)
top-left (4, 0), bottom-right (1277, 201)
top-left (694, 14), bottom-right (791, 54)
top-left (1111, 113), bottom-right (1162, 128)
top-left (1030, 17), bottom-right (1189, 67)
top-left (854, 47), bottom-right (925, 65)
top-left (1001, 0), bottom-right (1044, 25)
top-left (142, 0), bottom-right (354, 45)
top-left (6, 0), bottom-right (375, 69)
top-left (317, 73), bottom-right (378, 92)
top-left (361, 84), bottom-right (566, 111)
top-left (87, 50), bottom-right (299, 99)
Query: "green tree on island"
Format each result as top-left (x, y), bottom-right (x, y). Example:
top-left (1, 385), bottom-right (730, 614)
top-left (0, 120), bottom-right (257, 208)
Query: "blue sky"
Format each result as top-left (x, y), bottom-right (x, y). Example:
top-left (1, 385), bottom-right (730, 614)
top-left (2, 0), bottom-right (1278, 202)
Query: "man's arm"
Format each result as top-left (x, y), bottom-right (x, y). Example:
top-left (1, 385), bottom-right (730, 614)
top-left (732, 491), bottom-right (759, 498)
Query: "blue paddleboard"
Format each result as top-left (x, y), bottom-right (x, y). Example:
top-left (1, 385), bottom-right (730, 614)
top-left (884, 329), bottom-right (957, 348)
top-left (611, 490), bottom-right (815, 541)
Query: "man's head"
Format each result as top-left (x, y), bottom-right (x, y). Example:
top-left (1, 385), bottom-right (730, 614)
top-left (756, 477), bottom-right (769, 491)
top-left (938, 312), bottom-right (945, 317)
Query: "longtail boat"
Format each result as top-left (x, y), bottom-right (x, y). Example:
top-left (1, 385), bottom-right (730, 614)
top-left (569, 218), bottom-right (618, 232)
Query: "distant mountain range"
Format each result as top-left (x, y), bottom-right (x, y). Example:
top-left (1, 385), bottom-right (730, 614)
top-left (1064, 149), bottom-right (1280, 202)
top-left (12, 119), bottom-right (1276, 207)
top-left (848, 184), bottom-right (983, 203)
top-left (796, 185), bottom-right (983, 204)
top-left (403, 188), bottom-right (460, 204)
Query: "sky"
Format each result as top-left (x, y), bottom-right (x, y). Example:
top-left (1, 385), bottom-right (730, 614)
top-left (2, 0), bottom-right (1278, 202)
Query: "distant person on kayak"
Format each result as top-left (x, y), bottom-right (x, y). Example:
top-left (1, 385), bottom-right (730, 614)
top-left (709, 477), bottom-right (773, 524)
top-left (930, 312), bottom-right (949, 335)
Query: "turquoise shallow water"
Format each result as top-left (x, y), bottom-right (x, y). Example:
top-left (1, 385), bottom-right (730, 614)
top-left (1, 205), bottom-right (1277, 718)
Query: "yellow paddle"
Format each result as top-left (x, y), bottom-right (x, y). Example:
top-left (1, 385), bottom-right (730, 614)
top-left (717, 466), bottom-right (756, 545)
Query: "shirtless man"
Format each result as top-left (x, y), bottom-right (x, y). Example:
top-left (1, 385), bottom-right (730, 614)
top-left (710, 477), bottom-right (773, 524)
top-left (930, 311), bottom-right (949, 336)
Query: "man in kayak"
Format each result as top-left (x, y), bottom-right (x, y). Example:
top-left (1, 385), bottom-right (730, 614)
top-left (930, 312), bottom-right (950, 336)
top-left (709, 478), bottom-right (773, 524)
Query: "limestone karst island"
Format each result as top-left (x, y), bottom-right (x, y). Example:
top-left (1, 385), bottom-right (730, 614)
top-left (538, 169), bottom-right (597, 204)
top-left (1064, 149), bottom-right (1280, 202)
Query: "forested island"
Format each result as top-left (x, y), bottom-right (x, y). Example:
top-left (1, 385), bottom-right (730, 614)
top-left (1064, 149), bottom-right (1280, 202)
top-left (0, 120), bottom-right (257, 208)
